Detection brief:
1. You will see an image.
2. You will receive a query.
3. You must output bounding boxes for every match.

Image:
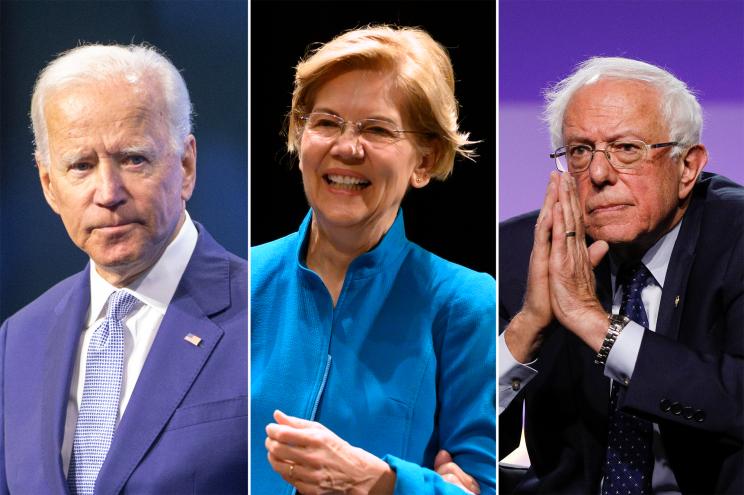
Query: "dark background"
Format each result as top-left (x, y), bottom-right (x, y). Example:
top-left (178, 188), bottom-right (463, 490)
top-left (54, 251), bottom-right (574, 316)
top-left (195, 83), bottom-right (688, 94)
top-left (0, 1), bottom-right (247, 322)
top-left (250, 0), bottom-right (496, 277)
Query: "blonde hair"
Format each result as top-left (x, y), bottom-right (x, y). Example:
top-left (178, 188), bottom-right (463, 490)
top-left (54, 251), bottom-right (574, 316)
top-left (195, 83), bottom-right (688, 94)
top-left (31, 43), bottom-right (192, 166)
top-left (287, 25), bottom-right (475, 179)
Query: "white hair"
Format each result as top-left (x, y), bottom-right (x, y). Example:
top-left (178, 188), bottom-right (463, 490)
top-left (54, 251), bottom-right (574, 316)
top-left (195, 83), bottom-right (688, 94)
top-left (544, 57), bottom-right (703, 158)
top-left (31, 43), bottom-right (193, 165)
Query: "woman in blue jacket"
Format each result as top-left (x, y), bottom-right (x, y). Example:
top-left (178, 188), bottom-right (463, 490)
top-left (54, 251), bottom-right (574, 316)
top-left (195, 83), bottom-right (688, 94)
top-left (251, 25), bottom-right (496, 495)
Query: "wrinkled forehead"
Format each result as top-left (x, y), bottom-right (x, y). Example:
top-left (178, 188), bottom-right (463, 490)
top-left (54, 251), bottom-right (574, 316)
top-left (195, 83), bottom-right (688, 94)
top-left (45, 77), bottom-right (166, 127)
top-left (563, 78), bottom-right (666, 137)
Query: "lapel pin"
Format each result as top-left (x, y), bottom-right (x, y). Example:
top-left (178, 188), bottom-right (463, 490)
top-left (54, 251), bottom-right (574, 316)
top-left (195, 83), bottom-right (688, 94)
top-left (184, 333), bottom-right (203, 347)
top-left (674, 295), bottom-right (680, 308)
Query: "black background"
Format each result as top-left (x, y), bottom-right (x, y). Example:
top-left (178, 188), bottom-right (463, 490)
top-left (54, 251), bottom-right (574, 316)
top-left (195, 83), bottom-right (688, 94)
top-left (250, 0), bottom-right (496, 276)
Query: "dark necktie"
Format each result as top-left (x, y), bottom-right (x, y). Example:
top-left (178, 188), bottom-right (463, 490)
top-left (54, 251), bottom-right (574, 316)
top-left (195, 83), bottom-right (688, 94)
top-left (602, 263), bottom-right (655, 495)
top-left (68, 290), bottom-right (138, 495)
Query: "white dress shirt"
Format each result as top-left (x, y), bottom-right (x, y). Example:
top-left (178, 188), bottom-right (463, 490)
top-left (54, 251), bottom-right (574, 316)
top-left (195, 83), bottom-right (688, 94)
top-left (62, 213), bottom-right (198, 475)
top-left (499, 220), bottom-right (683, 494)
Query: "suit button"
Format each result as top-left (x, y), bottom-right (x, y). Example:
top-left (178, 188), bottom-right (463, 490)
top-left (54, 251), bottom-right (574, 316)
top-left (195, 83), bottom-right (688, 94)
top-left (670, 402), bottom-right (682, 415)
top-left (511, 378), bottom-right (521, 391)
top-left (660, 399), bottom-right (671, 412)
top-left (693, 409), bottom-right (706, 423)
top-left (682, 406), bottom-right (694, 419)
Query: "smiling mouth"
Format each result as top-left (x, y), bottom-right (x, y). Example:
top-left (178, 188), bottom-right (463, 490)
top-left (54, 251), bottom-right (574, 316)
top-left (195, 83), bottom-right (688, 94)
top-left (324, 174), bottom-right (371, 191)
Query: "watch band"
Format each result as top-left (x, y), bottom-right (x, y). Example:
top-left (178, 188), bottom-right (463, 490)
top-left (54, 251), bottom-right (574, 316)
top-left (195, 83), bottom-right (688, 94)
top-left (594, 313), bottom-right (630, 366)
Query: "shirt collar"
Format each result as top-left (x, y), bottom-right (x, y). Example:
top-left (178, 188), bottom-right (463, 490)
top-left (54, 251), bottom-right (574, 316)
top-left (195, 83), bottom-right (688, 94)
top-left (87, 212), bottom-right (199, 325)
top-left (610, 218), bottom-right (683, 291)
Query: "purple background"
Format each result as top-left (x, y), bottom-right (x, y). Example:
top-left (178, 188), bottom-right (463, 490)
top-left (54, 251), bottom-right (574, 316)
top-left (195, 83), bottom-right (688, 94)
top-left (500, 0), bottom-right (744, 220)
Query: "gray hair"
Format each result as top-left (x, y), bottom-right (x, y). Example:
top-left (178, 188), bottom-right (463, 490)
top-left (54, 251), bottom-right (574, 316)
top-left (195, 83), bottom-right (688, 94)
top-left (544, 57), bottom-right (703, 158)
top-left (31, 43), bottom-right (193, 165)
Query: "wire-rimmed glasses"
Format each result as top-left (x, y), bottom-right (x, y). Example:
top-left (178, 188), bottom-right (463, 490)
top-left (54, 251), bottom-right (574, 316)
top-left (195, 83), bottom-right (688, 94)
top-left (299, 112), bottom-right (430, 145)
top-left (550, 140), bottom-right (678, 174)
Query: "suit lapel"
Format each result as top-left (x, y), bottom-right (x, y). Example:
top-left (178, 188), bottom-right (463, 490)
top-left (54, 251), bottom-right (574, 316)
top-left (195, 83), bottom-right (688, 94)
top-left (95, 226), bottom-right (232, 494)
top-left (40, 268), bottom-right (91, 494)
top-left (656, 196), bottom-right (702, 341)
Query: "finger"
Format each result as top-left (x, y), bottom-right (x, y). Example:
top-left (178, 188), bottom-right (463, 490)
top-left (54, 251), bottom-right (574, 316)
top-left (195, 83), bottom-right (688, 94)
top-left (588, 240), bottom-right (609, 268)
top-left (267, 451), bottom-right (296, 481)
top-left (441, 473), bottom-right (476, 494)
top-left (274, 409), bottom-right (318, 429)
top-left (551, 201), bottom-right (567, 255)
top-left (436, 462), bottom-right (480, 495)
top-left (266, 423), bottom-right (318, 447)
top-left (557, 173), bottom-right (577, 239)
top-left (265, 436), bottom-right (307, 465)
top-left (434, 449), bottom-right (453, 470)
top-left (536, 173), bottom-right (559, 231)
top-left (566, 174), bottom-right (585, 238)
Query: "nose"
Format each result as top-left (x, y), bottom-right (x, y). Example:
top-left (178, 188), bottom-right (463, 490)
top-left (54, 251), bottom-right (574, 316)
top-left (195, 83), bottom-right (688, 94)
top-left (330, 126), bottom-right (365, 163)
top-left (588, 148), bottom-right (618, 187)
top-left (93, 162), bottom-right (127, 208)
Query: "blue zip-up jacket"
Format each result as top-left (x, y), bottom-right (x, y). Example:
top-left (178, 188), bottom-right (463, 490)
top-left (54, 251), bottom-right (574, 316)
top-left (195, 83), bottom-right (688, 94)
top-left (251, 210), bottom-right (496, 494)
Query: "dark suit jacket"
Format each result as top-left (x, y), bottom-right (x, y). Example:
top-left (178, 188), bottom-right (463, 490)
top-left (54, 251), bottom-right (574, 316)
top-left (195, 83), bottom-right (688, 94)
top-left (499, 173), bottom-right (744, 494)
top-left (0, 224), bottom-right (247, 494)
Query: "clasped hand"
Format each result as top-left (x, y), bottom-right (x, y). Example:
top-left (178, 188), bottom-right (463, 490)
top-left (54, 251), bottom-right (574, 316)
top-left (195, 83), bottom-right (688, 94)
top-left (506, 172), bottom-right (610, 361)
top-left (265, 410), bottom-right (480, 494)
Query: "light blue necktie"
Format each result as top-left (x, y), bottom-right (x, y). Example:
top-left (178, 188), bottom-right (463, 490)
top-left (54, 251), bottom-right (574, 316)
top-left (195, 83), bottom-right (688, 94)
top-left (68, 290), bottom-right (137, 495)
top-left (602, 263), bottom-right (655, 495)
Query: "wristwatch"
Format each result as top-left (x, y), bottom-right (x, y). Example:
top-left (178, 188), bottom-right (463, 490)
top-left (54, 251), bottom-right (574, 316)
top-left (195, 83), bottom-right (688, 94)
top-left (594, 313), bottom-right (630, 366)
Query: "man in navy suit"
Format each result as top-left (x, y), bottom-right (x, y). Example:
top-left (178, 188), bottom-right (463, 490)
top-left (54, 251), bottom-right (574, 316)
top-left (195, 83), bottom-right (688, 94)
top-left (499, 57), bottom-right (743, 494)
top-left (0, 44), bottom-right (246, 493)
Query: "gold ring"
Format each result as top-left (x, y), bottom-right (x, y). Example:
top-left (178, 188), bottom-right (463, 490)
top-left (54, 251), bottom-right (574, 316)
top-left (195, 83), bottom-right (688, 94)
top-left (565, 231), bottom-right (576, 237)
top-left (289, 463), bottom-right (295, 480)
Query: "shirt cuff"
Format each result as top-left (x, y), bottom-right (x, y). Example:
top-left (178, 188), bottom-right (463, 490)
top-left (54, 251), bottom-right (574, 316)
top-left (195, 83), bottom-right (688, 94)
top-left (604, 321), bottom-right (644, 386)
top-left (498, 333), bottom-right (537, 414)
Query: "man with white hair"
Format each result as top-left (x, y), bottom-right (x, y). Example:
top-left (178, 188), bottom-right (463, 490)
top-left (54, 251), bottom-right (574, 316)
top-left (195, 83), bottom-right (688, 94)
top-left (0, 44), bottom-right (247, 493)
top-left (499, 57), bottom-right (743, 494)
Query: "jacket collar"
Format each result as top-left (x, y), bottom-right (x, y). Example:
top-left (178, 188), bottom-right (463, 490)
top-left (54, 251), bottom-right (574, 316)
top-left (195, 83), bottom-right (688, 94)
top-left (295, 209), bottom-right (410, 281)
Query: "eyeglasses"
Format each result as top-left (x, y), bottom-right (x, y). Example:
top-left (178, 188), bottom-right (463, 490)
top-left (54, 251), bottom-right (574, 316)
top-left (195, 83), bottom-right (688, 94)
top-left (299, 112), bottom-right (430, 145)
top-left (550, 140), bottom-right (678, 174)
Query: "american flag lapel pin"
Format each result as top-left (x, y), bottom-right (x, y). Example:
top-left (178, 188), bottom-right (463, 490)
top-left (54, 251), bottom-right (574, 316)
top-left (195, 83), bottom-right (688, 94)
top-left (184, 333), bottom-right (203, 346)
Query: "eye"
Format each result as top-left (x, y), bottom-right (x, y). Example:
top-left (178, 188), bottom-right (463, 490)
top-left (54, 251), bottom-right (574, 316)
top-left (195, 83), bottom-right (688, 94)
top-left (70, 162), bottom-right (93, 172)
top-left (125, 155), bottom-right (147, 165)
top-left (360, 121), bottom-right (398, 139)
top-left (612, 141), bottom-right (643, 154)
top-left (568, 144), bottom-right (592, 157)
top-left (308, 115), bottom-right (342, 129)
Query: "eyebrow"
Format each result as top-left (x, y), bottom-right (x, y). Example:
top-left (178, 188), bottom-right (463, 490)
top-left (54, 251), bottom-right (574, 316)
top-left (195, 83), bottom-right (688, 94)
top-left (311, 107), bottom-right (399, 125)
top-left (565, 130), bottom-right (648, 145)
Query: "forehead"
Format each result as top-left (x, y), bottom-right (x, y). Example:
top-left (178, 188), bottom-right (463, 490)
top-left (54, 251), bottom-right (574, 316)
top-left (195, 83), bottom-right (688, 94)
top-left (44, 79), bottom-right (167, 141)
top-left (311, 69), bottom-right (404, 119)
top-left (563, 78), bottom-right (665, 140)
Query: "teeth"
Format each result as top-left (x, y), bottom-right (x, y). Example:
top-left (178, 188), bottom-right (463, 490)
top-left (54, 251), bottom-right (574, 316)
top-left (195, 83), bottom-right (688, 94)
top-left (326, 174), bottom-right (370, 185)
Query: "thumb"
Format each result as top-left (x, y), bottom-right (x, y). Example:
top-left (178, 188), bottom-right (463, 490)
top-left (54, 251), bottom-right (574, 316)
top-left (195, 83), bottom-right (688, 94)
top-left (434, 449), bottom-right (453, 470)
top-left (588, 240), bottom-right (609, 268)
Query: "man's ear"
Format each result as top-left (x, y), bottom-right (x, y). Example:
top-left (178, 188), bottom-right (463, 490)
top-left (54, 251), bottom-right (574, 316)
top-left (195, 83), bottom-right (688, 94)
top-left (37, 154), bottom-right (61, 215)
top-left (180, 134), bottom-right (197, 201)
top-left (678, 144), bottom-right (707, 201)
